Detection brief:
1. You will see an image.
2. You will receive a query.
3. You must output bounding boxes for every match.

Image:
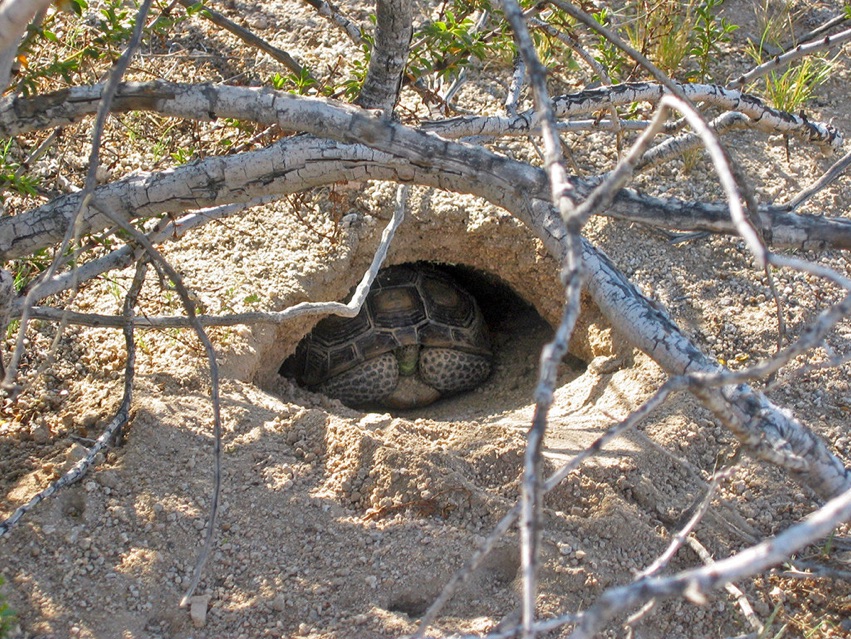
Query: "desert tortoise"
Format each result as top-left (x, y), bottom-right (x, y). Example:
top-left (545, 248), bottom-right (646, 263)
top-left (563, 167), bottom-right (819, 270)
top-left (292, 265), bottom-right (492, 408)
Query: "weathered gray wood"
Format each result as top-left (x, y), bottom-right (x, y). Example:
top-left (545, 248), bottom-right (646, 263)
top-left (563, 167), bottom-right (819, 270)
top-left (355, 0), bottom-right (412, 113)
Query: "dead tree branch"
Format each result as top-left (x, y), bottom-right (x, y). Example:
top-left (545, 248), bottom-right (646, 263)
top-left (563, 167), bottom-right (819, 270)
top-left (567, 485), bottom-right (851, 639)
top-left (355, 0), bottom-right (412, 113)
top-left (424, 82), bottom-right (842, 149)
top-left (730, 26), bottom-right (851, 90)
top-left (176, 0), bottom-right (308, 78)
top-left (500, 0), bottom-right (581, 629)
top-left (300, 0), bottom-right (364, 45)
top-left (0, 259), bottom-right (146, 538)
top-left (0, 85), bottom-right (846, 263)
top-left (24, 185), bottom-right (408, 330)
top-left (89, 198), bottom-right (224, 606)
top-left (3, 0), bottom-right (153, 392)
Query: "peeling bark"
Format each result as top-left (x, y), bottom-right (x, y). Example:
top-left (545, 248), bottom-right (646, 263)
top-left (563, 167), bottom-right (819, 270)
top-left (2, 93), bottom-right (850, 260)
top-left (579, 238), bottom-right (851, 500)
top-left (355, 0), bottom-right (412, 113)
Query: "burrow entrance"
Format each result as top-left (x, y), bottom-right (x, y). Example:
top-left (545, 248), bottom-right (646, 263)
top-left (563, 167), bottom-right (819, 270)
top-left (273, 261), bottom-right (591, 419)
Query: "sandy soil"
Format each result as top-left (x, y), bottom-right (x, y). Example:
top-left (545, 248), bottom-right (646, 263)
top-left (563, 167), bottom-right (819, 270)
top-left (1, 1), bottom-right (851, 638)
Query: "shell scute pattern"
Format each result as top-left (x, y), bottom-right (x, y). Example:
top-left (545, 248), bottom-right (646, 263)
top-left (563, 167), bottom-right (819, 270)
top-left (294, 265), bottom-right (492, 408)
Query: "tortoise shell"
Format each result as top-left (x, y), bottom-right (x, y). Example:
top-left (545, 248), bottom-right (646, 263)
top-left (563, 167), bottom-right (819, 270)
top-left (293, 265), bottom-right (492, 405)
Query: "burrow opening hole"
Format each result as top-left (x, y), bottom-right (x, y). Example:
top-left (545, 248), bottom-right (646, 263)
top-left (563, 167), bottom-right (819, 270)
top-left (278, 261), bottom-right (586, 417)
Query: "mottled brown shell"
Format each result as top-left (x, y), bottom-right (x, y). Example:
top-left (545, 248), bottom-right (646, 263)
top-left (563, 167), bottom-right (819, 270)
top-left (294, 265), bottom-right (491, 388)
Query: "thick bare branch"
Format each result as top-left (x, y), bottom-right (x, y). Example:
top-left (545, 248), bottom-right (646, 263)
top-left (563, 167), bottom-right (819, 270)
top-left (355, 0), bottom-right (412, 112)
top-left (0, 89), bottom-right (845, 501)
top-left (0, 0), bottom-right (51, 54)
top-left (578, 238), bottom-right (851, 500)
top-left (424, 82), bottom-right (842, 149)
top-left (1, 108), bottom-right (848, 263)
top-left (568, 485), bottom-right (851, 638)
top-left (3, 81), bottom-right (838, 152)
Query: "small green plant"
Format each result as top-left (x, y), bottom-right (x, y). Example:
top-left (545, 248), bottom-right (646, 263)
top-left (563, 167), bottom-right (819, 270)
top-left (170, 147), bottom-right (196, 165)
top-left (5, 319), bottom-right (20, 340)
top-left (681, 146), bottom-right (703, 174)
top-left (759, 55), bottom-right (833, 113)
top-left (755, 601), bottom-right (785, 639)
top-left (592, 8), bottom-right (627, 81)
top-left (340, 44), bottom-right (371, 101)
top-left (689, 0), bottom-right (738, 80)
top-left (17, 0), bottom-right (188, 95)
top-left (289, 68), bottom-right (318, 95)
top-left (269, 72), bottom-right (287, 90)
top-left (408, 10), bottom-right (490, 81)
top-left (618, 0), bottom-right (737, 80)
top-left (622, 0), bottom-right (690, 75)
top-left (654, 15), bottom-right (693, 75)
top-left (748, 1), bottom-right (834, 113)
top-left (0, 139), bottom-right (40, 199)
top-left (9, 248), bottom-right (50, 293)
top-left (0, 576), bottom-right (16, 639)
top-left (104, 276), bottom-right (123, 306)
top-left (96, 0), bottom-right (136, 46)
top-left (268, 68), bottom-right (319, 96)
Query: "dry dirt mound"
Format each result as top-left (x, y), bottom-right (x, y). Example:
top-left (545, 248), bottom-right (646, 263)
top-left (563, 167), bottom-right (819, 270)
top-left (2, 178), bottom-right (849, 638)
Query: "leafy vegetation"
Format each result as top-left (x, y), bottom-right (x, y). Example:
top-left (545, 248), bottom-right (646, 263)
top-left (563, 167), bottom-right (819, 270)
top-left (690, 0), bottom-right (738, 80)
top-left (0, 139), bottom-right (40, 201)
top-left (408, 8), bottom-right (493, 81)
top-left (747, 1), bottom-right (834, 112)
top-left (598, 0), bottom-right (737, 81)
top-left (0, 577), bottom-right (15, 639)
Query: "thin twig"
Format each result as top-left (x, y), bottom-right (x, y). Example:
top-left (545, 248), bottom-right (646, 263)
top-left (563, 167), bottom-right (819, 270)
top-left (89, 199), bottom-right (223, 607)
top-left (300, 0), bottom-right (364, 45)
top-left (567, 486), bottom-right (851, 638)
top-left (504, 53), bottom-right (526, 116)
top-left (3, 0), bottom-right (153, 393)
top-left (415, 378), bottom-right (684, 637)
top-left (686, 536), bottom-right (764, 634)
top-left (500, 0), bottom-right (585, 634)
top-left (176, 0), bottom-right (310, 80)
top-left (0, 259), bottom-right (146, 538)
top-left (529, 18), bottom-right (623, 143)
top-left (776, 559), bottom-right (851, 581)
top-left (635, 470), bottom-right (731, 580)
top-left (789, 11), bottom-right (851, 48)
top-left (658, 95), bottom-right (763, 265)
top-left (781, 149), bottom-right (851, 211)
top-left (22, 186), bottom-right (409, 328)
top-left (11, 197), bottom-right (280, 312)
top-left (730, 26), bottom-right (851, 90)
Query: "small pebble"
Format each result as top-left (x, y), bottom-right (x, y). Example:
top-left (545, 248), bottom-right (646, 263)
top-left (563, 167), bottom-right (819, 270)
top-left (189, 594), bottom-right (211, 628)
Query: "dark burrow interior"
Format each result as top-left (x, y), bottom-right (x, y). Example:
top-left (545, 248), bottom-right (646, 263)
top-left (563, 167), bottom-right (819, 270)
top-left (278, 261), bottom-right (587, 417)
